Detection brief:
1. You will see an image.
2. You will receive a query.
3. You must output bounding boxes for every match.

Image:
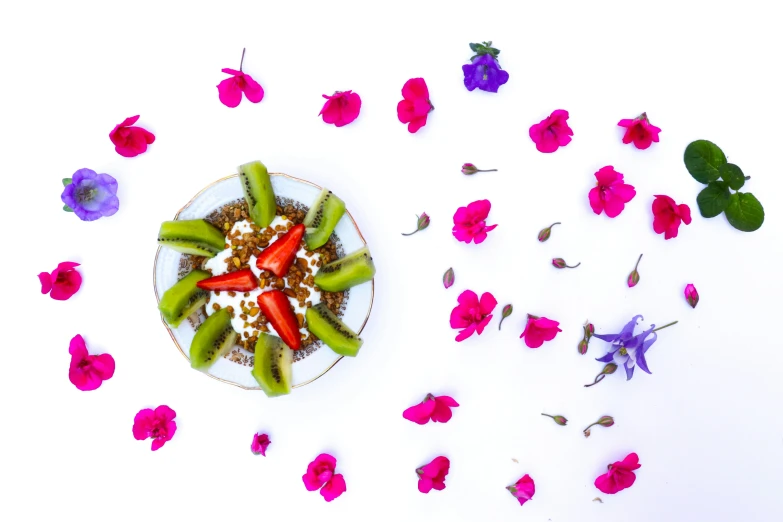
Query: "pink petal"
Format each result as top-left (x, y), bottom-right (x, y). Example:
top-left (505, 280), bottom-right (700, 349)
top-left (155, 405), bottom-right (177, 423)
top-left (68, 334), bottom-right (88, 358)
top-left (617, 119), bottom-right (634, 129)
top-left (436, 395), bottom-right (459, 407)
top-left (407, 115), bottom-right (427, 133)
top-left (602, 195), bottom-right (626, 218)
top-left (402, 77), bottom-right (429, 101)
top-left (588, 187), bottom-right (604, 215)
top-left (455, 323), bottom-right (477, 342)
top-left (594, 472), bottom-right (616, 494)
top-left (139, 127), bottom-right (156, 145)
top-left (452, 225), bottom-right (474, 243)
top-left (457, 290), bottom-right (479, 308)
top-left (679, 204), bottom-right (692, 224)
top-left (430, 400), bottom-right (454, 423)
top-left (217, 77), bottom-right (243, 108)
top-left (132, 409), bottom-right (154, 440)
top-left (620, 452), bottom-right (641, 470)
top-left (240, 73), bottom-right (264, 103)
top-left (479, 292), bottom-right (497, 315)
top-left (92, 353), bottom-right (116, 381)
top-left (319, 98), bottom-right (341, 124)
top-left (449, 307), bottom-right (472, 329)
top-left (402, 399), bottom-right (437, 425)
top-left (303, 472), bottom-right (325, 491)
top-left (652, 213), bottom-right (668, 234)
top-left (38, 272), bottom-right (52, 294)
top-left (475, 314), bottom-right (492, 334)
top-left (595, 166), bottom-right (619, 186)
top-left (452, 206), bottom-right (470, 225)
top-left (534, 134), bottom-right (560, 153)
top-left (150, 438), bottom-right (166, 451)
top-left (118, 115), bottom-right (140, 127)
top-left (522, 328), bottom-right (545, 348)
top-left (610, 183), bottom-right (636, 203)
top-left (397, 100), bottom-right (414, 123)
top-left (341, 92), bottom-right (361, 125)
top-left (418, 477), bottom-right (433, 493)
top-left (320, 474), bottom-right (346, 502)
top-left (466, 199), bottom-right (491, 221)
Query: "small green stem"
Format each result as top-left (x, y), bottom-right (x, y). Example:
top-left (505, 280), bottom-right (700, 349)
top-left (239, 48), bottom-right (246, 71)
top-left (476, 169), bottom-right (498, 173)
top-left (633, 254), bottom-right (643, 271)
top-left (541, 413), bottom-right (556, 420)
top-left (498, 316), bottom-right (506, 331)
top-left (584, 374), bottom-right (605, 388)
top-left (549, 222), bottom-right (561, 229)
top-left (401, 229), bottom-right (420, 236)
top-left (566, 262), bottom-right (581, 269)
top-left (583, 423), bottom-right (597, 433)
top-left (652, 320), bottom-right (678, 332)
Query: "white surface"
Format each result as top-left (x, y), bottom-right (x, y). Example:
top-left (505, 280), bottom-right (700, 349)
top-left (1, 1), bottom-right (782, 521)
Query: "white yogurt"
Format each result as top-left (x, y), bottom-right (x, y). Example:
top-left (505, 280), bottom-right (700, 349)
top-left (203, 217), bottom-right (321, 341)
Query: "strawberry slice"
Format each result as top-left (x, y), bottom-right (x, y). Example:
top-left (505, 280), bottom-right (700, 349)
top-left (256, 224), bottom-right (305, 277)
top-left (196, 268), bottom-right (258, 292)
top-left (257, 290), bottom-right (301, 350)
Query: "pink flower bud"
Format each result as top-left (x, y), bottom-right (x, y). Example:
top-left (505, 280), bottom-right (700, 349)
top-left (402, 212), bottom-right (430, 236)
top-left (541, 413), bottom-right (567, 426)
top-left (498, 304), bottom-right (513, 330)
top-left (537, 222), bottom-right (560, 242)
top-left (585, 322), bottom-right (594, 336)
top-left (443, 267), bottom-right (455, 289)
top-left (684, 283), bottom-right (699, 308)
top-left (602, 363), bottom-right (618, 375)
top-left (461, 163), bottom-right (497, 175)
top-left (627, 254), bottom-right (643, 288)
top-left (553, 258), bottom-right (580, 269)
top-left (578, 339), bottom-right (588, 355)
top-left (596, 415), bottom-right (614, 427)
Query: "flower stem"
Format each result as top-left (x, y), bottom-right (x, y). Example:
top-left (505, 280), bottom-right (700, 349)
top-left (584, 374), bottom-right (605, 388)
top-left (566, 262), bottom-right (581, 269)
top-left (549, 222), bottom-right (561, 229)
top-left (652, 320), bottom-right (678, 332)
top-left (239, 48), bottom-right (246, 72)
top-left (401, 229), bottom-right (420, 236)
top-left (633, 254), bottom-right (643, 271)
top-left (583, 423), bottom-right (597, 433)
top-left (541, 413), bottom-right (556, 420)
top-left (477, 169), bottom-right (498, 173)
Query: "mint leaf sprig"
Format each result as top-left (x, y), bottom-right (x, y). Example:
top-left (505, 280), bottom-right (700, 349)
top-left (684, 140), bottom-right (764, 232)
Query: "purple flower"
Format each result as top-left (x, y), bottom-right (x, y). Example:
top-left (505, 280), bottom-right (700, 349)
top-left (462, 42), bottom-right (509, 93)
top-left (61, 168), bottom-right (119, 221)
top-left (593, 315), bottom-right (657, 380)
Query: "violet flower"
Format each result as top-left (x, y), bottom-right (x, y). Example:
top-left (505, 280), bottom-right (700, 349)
top-left (594, 315), bottom-right (677, 380)
top-left (61, 168), bottom-right (119, 221)
top-left (462, 42), bottom-right (509, 93)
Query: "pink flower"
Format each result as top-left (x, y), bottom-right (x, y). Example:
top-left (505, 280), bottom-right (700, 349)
top-left (618, 113), bottom-right (661, 150)
top-left (68, 334), bottom-right (115, 391)
top-left (417, 456), bottom-right (450, 493)
top-left (588, 166), bottom-right (636, 218)
top-left (217, 49), bottom-right (264, 108)
top-left (38, 261), bottom-right (82, 301)
top-left (652, 195), bottom-right (692, 239)
top-left (450, 290), bottom-right (497, 342)
top-left (529, 109), bottom-right (573, 153)
top-left (403, 394), bottom-right (459, 425)
top-left (109, 115), bottom-right (155, 158)
top-left (319, 90), bottom-right (361, 127)
top-left (302, 453), bottom-right (346, 502)
top-left (520, 314), bottom-right (562, 348)
top-left (133, 405), bottom-right (177, 451)
top-left (507, 474), bottom-right (536, 506)
top-left (452, 199), bottom-right (497, 244)
top-left (684, 284), bottom-right (699, 308)
top-left (595, 453), bottom-right (641, 494)
top-left (251, 433), bottom-right (271, 456)
top-left (397, 78), bottom-right (433, 133)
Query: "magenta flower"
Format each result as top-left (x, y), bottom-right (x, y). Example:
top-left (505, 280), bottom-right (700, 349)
top-left (302, 453), bottom-right (346, 502)
top-left (595, 453), bottom-right (641, 494)
top-left (319, 90), bottom-right (361, 127)
top-left (39, 261), bottom-right (82, 301)
top-left (507, 474), bottom-right (536, 506)
top-left (68, 334), bottom-right (115, 391)
top-left (529, 109), bottom-right (573, 153)
top-left (652, 195), bottom-right (692, 239)
top-left (217, 49), bottom-right (264, 108)
top-left (684, 284), bottom-right (699, 308)
top-left (588, 166), bottom-right (636, 218)
top-left (452, 199), bottom-right (497, 244)
top-left (109, 115), bottom-right (155, 158)
top-left (397, 77), bottom-right (433, 133)
top-left (416, 456), bottom-right (450, 493)
top-left (403, 394), bottom-right (459, 425)
top-left (251, 433), bottom-right (271, 456)
top-left (450, 290), bottom-right (497, 341)
top-left (520, 314), bottom-right (562, 348)
top-left (618, 113), bottom-right (661, 150)
top-left (133, 405), bottom-right (177, 451)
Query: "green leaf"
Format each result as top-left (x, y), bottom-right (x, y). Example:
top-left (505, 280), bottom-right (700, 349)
top-left (469, 43), bottom-right (480, 53)
top-left (719, 163), bottom-right (745, 190)
top-left (684, 140), bottom-right (727, 184)
top-left (63, 205), bottom-right (74, 212)
top-left (725, 192), bottom-right (764, 232)
top-left (62, 178), bottom-right (72, 186)
top-left (696, 181), bottom-right (730, 218)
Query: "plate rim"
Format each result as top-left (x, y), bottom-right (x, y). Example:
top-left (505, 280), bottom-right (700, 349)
top-left (152, 172), bottom-right (375, 390)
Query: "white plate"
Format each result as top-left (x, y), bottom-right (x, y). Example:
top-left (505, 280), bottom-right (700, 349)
top-left (153, 173), bottom-right (374, 390)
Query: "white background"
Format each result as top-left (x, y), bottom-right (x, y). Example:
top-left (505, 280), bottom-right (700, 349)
top-left (2, 1), bottom-right (782, 520)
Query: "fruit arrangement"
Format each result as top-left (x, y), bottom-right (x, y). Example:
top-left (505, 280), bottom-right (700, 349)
top-left (156, 160), bottom-right (376, 397)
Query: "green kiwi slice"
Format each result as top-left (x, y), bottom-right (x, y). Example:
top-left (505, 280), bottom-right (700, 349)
top-left (238, 160), bottom-right (276, 228)
top-left (157, 219), bottom-right (225, 257)
top-left (306, 303), bottom-right (363, 357)
top-left (251, 333), bottom-right (293, 397)
top-left (158, 270), bottom-right (211, 327)
top-left (303, 188), bottom-right (346, 250)
top-left (189, 308), bottom-right (238, 371)
top-left (314, 246), bottom-right (376, 292)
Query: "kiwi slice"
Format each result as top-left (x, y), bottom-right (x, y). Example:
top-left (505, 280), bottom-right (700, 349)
top-left (306, 303), bottom-right (363, 357)
top-left (252, 333), bottom-right (293, 397)
top-left (158, 270), bottom-right (211, 327)
top-left (238, 160), bottom-right (276, 228)
top-left (157, 219), bottom-right (225, 257)
top-left (189, 308), bottom-right (238, 371)
top-left (314, 246), bottom-right (376, 292)
top-left (303, 188), bottom-right (346, 250)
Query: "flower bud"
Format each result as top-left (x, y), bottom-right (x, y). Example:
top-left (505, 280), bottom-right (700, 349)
top-left (596, 415), bottom-right (614, 427)
top-left (553, 258), bottom-right (580, 269)
top-left (443, 267), bottom-right (454, 289)
top-left (498, 304), bottom-right (513, 331)
top-left (541, 413), bottom-right (567, 426)
top-left (684, 283), bottom-right (699, 308)
top-left (627, 270), bottom-right (640, 287)
top-left (584, 322), bottom-right (594, 337)
top-left (578, 339), bottom-right (588, 355)
top-left (401, 212), bottom-right (430, 236)
top-left (601, 363), bottom-right (618, 375)
top-left (461, 163), bottom-right (479, 175)
top-left (537, 222), bottom-right (560, 242)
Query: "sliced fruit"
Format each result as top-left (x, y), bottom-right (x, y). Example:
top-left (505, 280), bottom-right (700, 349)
top-left (255, 224), bottom-right (305, 277)
top-left (158, 270), bottom-right (211, 327)
top-left (238, 160), bottom-right (276, 228)
top-left (251, 333), bottom-right (293, 397)
top-left (157, 219), bottom-right (225, 257)
top-left (306, 303), bottom-right (363, 357)
top-left (190, 308), bottom-right (238, 371)
top-left (196, 268), bottom-right (258, 292)
top-left (303, 189), bottom-right (346, 250)
top-left (314, 246), bottom-right (376, 292)
top-left (257, 290), bottom-right (301, 350)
